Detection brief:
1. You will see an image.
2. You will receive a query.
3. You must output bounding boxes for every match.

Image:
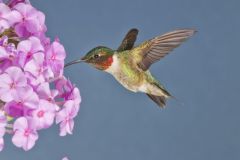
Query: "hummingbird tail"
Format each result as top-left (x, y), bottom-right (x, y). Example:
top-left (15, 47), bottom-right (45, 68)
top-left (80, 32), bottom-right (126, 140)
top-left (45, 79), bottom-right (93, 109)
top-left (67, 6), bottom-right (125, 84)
top-left (146, 94), bottom-right (167, 108)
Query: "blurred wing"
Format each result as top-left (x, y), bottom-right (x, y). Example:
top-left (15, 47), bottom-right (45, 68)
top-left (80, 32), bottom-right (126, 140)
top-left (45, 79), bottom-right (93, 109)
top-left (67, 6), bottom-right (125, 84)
top-left (117, 28), bottom-right (139, 52)
top-left (137, 29), bottom-right (196, 71)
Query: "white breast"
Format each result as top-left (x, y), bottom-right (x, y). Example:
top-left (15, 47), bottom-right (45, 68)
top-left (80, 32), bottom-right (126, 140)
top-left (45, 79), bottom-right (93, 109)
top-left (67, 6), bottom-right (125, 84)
top-left (105, 54), bottom-right (119, 74)
top-left (105, 54), bottom-right (138, 92)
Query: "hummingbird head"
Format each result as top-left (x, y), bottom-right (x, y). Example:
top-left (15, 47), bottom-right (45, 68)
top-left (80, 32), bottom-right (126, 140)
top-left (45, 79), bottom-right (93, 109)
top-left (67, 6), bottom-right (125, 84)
top-left (64, 46), bottom-right (114, 70)
top-left (80, 46), bottom-right (114, 70)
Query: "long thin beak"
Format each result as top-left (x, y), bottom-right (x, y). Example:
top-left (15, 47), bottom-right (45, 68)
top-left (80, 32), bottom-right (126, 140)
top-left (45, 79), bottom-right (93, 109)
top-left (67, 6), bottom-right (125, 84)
top-left (64, 59), bottom-right (84, 68)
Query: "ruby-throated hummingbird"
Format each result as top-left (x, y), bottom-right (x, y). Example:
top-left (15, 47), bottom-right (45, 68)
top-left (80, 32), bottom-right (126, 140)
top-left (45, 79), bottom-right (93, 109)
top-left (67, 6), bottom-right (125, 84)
top-left (65, 28), bottom-right (196, 108)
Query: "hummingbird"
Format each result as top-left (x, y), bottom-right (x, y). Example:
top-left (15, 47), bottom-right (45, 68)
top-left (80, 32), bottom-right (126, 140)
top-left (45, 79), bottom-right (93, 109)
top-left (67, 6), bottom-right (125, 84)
top-left (65, 28), bottom-right (196, 108)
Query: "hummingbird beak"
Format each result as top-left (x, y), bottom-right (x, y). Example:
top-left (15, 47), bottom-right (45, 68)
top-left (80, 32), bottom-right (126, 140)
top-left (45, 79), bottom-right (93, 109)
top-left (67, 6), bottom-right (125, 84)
top-left (64, 59), bottom-right (85, 68)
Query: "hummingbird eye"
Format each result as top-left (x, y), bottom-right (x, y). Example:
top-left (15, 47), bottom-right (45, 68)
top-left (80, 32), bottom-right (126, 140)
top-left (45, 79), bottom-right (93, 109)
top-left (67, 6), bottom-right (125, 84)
top-left (94, 54), bottom-right (99, 59)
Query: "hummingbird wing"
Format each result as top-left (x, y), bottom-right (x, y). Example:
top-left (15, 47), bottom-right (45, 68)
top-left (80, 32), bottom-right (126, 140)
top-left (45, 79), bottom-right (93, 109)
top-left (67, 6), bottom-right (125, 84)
top-left (136, 29), bottom-right (196, 71)
top-left (117, 28), bottom-right (139, 52)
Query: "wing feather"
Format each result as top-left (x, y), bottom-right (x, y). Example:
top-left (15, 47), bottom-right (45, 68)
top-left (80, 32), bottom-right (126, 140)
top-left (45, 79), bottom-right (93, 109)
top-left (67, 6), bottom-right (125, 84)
top-left (137, 29), bottom-right (196, 71)
top-left (117, 28), bottom-right (139, 52)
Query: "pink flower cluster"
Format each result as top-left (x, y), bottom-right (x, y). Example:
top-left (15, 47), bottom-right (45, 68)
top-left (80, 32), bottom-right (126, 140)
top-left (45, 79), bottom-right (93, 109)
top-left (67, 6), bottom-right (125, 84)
top-left (0, 0), bottom-right (81, 151)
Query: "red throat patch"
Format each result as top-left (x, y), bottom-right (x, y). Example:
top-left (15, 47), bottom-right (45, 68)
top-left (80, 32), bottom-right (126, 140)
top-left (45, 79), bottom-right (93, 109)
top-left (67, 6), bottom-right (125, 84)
top-left (98, 56), bottom-right (113, 70)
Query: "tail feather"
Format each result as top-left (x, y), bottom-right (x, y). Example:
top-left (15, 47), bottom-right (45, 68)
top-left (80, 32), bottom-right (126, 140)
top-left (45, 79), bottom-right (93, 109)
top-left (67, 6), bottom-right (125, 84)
top-left (146, 94), bottom-right (167, 108)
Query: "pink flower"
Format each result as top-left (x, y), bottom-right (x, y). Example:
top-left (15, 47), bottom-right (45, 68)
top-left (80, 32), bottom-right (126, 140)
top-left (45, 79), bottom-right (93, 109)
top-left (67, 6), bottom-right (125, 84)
top-left (0, 36), bottom-right (17, 57)
top-left (36, 82), bottom-right (58, 104)
top-left (24, 52), bottom-right (53, 85)
top-left (17, 36), bottom-right (44, 66)
top-left (4, 86), bottom-right (39, 117)
top-left (12, 117), bottom-right (38, 151)
top-left (69, 87), bottom-right (81, 107)
top-left (7, 0), bottom-right (30, 8)
top-left (0, 46), bottom-right (9, 59)
top-left (56, 100), bottom-right (79, 136)
top-left (0, 138), bottom-right (3, 151)
top-left (0, 19), bottom-right (9, 33)
top-left (0, 111), bottom-right (7, 151)
top-left (46, 41), bottom-right (66, 77)
top-left (0, 66), bottom-right (27, 102)
top-left (4, 101), bottom-right (25, 117)
top-left (0, 36), bottom-right (8, 46)
top-left (55, 76), bottom-right (73, 97)
top-left (0, 1), bottom-right (81, 152)
top-left (0, 3), bottom-right (11, 21)
top-left (55, 77), bottom-right (81, 106)
top-left (24, 52), bottom-right (45, 83)
top-left (0, 3), bottom-right (21, 32)
top-left (0, 39), bottom-right (18, 72)
top-left (62, 157), bottom-right (69, 160)
top-left (32, 99), bottom-right (55, 130)
top-left (13, 3), bottom-right (46, 37)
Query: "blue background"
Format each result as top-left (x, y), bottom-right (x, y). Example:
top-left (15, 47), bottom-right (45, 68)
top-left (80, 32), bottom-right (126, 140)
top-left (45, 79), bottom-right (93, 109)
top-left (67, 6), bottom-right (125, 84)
top-left (1, 0), bottom-right (240, 160)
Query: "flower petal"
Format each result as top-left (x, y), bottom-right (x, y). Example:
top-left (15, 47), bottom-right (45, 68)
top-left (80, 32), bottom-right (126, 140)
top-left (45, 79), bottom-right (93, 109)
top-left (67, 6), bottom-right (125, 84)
top-left (12, 130), bottom-right (26, 148)
top-left (5, 66), bottom-right (27, 86)
top-left (17, 39), bottom-right (31, 53)
top-left (0, 73), bottom-right (11, 88)
top-left (0, 3), bottom-right (11, 15)
top-left (0, 46), bottom-right (8, 58)
top-left (23, 132), bottom-right (38, 151)
top-left (0, 138), bottom-right (4, 151)
top-left (13, 117), bottom-right (28, 131)
top-left (28, 36), bottom-right (44, 52)
top-left (4, 10), bottom-right (22, 25)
